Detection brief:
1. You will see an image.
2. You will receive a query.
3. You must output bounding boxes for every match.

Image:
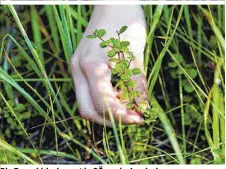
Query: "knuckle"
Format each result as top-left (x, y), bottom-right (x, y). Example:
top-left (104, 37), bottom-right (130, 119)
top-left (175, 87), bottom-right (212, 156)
top-left (79, 59), bottom-right (91, 73)
top-left (80, 60), bottom-right (110, 77)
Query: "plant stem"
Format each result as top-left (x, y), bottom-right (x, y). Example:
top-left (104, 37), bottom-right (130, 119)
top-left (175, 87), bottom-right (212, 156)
top-left (94, 33), bottom-right (142, 113)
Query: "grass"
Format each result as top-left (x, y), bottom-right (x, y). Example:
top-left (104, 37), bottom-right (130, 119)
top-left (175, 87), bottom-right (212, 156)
top-left (0, 5), bottom-right (225, 164)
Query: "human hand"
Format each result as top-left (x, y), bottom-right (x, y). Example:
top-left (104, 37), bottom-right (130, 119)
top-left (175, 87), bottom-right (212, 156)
top-left (71, 5), bottom-right (148, 126)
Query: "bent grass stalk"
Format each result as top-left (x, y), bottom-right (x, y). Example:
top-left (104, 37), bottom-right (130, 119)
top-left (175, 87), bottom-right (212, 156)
top-left (0, 139), bottom-right (37, 164)
top-left (144, 5), bottom-right (164, 75)
top-left (147, 5), bottom-right (185, 164)
top-left (104, 94), bottom-right (127, 164)
top-left (17, 148), bottom-right (77, 160)
top-left (8, 5), bottom-right (68, 126)
top-left (199, 6), bottom-right (225, 52)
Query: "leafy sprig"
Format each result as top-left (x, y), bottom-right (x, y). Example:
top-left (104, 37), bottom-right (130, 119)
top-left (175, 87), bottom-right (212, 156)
top-left (87, 26), bottom-right (152, 120)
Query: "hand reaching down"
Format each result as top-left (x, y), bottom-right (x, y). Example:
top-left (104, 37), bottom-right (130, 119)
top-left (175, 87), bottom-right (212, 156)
top-left (70, 5), bottom-right (148, 126)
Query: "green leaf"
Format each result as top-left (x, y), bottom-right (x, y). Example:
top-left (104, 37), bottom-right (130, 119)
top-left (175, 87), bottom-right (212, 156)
top-left (126, 103), bottom-right (134, 109)
top-left (120, 84), bottom-right (128, 91)
top-left (4, 112), bottom-right (9, 118)
top-left (190, 157), bottom-right (202, 164)
top-left (100, 42), bottom-right (107, 48)
top-left (140, 159), bottom-right (150, 164)
top-left (182, 79), bottom-right (194, 93)
top-left (115, 63), bottom-right (124, 73)
top-left (21, 111), bottom-right (31, 120)
top-left (86, 34), bottom-right (97, 39)
top-left (15, 104), bottom-right (25, 112)
top-left (127, 80), bottom-right (136, 88)
top-left (120, 91), bottom-right (128, 101)
top-left (184, 85), bottom-right (194, 93)
top-left (11, 121), bottom-right (17, 129)
top-left (108, 50), bottom-right (117, 57)
top-left (187, 68), bottom-right (198, 79)
top-left (99, 43), bottom-right (106, 48)
top-left (100, 40), bottom-right (111, 48)
top-left (8, 100), bottom-right (15, 107)
top-left (96, 29), bottom-right (106, 37)
top-left (121, 74), bottom-right (130, 81)
top-left (170, 70), bottom-right (178, 79)
top-left (121, 71), bottom-right (132, 81)
top-left (121, 47), bottom-right (129, 53)
top-left (183, 95), bottom-right (193, 102)
top-left (104, 40), bottom-right (111, 45)
top-left (120, 41), bottom-right (130, 47)
top-left (125, 69), bottom-right (132, 76)
top-left (119, 26), bottom-right (128, 34)
top-left (7, 117), bottom-right (13, 124)
top-left (144, 108), bottom-right (152, 118)
top-left (128, 56), bottom-right (135, 60)
top-left (177, 68), bottom-right (183, 75)
top-left (209, 35), bottom-right (218, 48)
top-left (121, 60), bottom-right (129, 69)
top-left (168, 62), bottom-right (177, 68)
top-left (5, 128), bottom-right (10, 137)
top-left (108, 58), bottom-right (120, 62)
top-left (115, 80), bottom-right (123, 88)
top-left (128, 51), bottom-right (134, 56)
top-left (144, 118), bottom-right (155, 124)
top-left (145, 108), bottom-right (152, 113)
top-left (174, 53), bottom-right (184, 63)
top-left (184, 114), bottom-right (192, 125)
top-left (111, 38), bottom-right (120, 48)
top-left (139, 100), bottom-right (149, 108)
top-left (132, 145), bottom-right (147, 151)
top-left (112, 68), bottom-right (117, 75)
top-left (132, 68), bottom-right (141, 75)
top-left (129, 90), bottom-right (139, 100)
top-left (137, 106), bottom-right (145, 112)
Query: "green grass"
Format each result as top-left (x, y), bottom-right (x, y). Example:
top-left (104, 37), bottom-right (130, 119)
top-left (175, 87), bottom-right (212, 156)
top-left (0, 5), bottom-right (225, 164)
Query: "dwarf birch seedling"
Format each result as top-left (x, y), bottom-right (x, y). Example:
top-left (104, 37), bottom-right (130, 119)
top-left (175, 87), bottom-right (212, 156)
top-left (87, 26), bottom-right (153, 120)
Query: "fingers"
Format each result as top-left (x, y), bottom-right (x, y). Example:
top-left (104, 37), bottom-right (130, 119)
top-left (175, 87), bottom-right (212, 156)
top-left (126, 49), bottom-right (149, 109)
top-left (125, 53), bottom-right (150, 110)
top-left (131, 73), bottom-right (148, 101)
top-left (105, 93), bottom-right (144, 125)
top-left (82, 61), bottom-right (144, 125)
top-left (71, 57), bottom-right (112, 127)
top-left (132, 73), bottom-right (150, 111)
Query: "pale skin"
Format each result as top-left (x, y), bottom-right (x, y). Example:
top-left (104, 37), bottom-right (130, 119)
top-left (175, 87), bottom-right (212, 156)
top-left (70, 5), bottom-right (148, 126)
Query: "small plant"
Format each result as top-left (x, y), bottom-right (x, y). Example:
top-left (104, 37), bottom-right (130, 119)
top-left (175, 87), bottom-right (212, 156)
top-left (87, 26), bottom-right (153, 120)
top-left (0, 146), bottom-right (20, 164)
top-left (1, 100), bottom-right (31, 138)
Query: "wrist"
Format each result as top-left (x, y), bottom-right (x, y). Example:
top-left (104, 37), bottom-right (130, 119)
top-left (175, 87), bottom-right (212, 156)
top-left (93, 5), bottom-right (144, 19)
